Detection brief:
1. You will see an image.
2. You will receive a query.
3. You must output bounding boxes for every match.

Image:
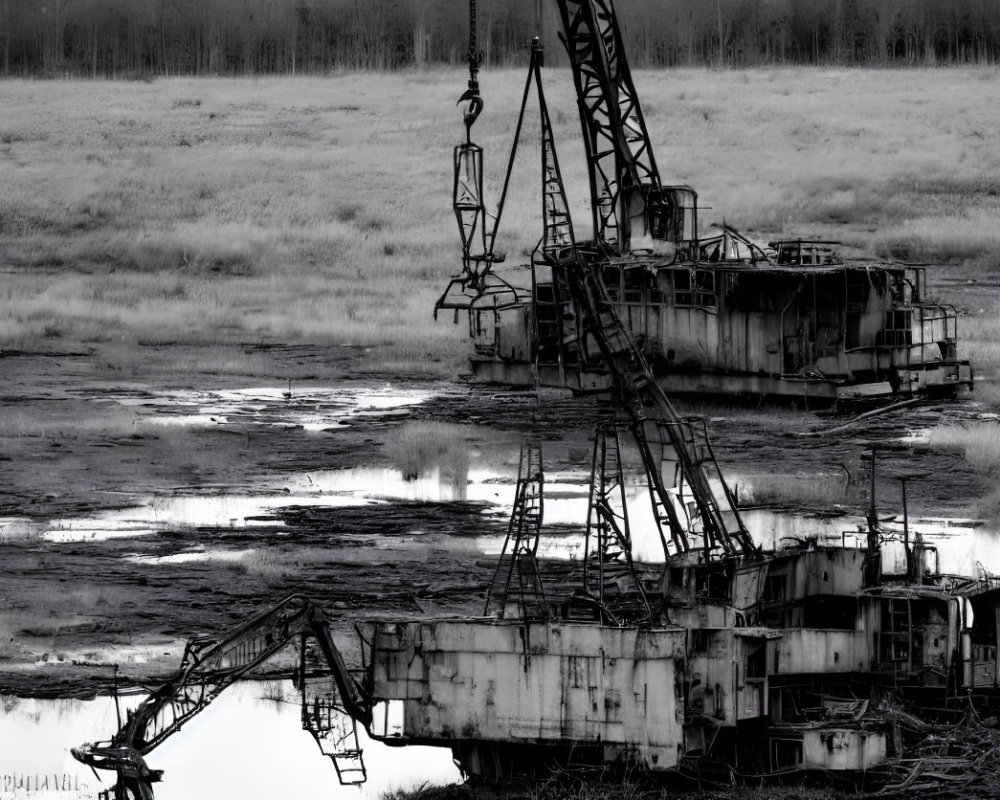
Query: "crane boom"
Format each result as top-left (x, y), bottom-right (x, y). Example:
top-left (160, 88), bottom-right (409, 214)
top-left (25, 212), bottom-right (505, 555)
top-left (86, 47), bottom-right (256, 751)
top-left (73, 594), bottom-right (372, 798)
top-left (556, 0), bottom-right (661, 251)
top-left (443, 0), bottom-right (757, 560)
top-left (539, 0), bottom-right (759, 560)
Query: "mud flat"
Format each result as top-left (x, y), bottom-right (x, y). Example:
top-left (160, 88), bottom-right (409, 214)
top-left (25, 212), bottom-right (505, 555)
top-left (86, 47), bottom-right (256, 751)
top-left (0, 342), bottom-right (598, 697)
top-left (0, 339), bottom-right (994, 701)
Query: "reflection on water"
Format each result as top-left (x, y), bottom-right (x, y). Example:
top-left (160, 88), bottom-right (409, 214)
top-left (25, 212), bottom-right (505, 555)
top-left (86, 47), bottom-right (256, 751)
top-left (1, 466), bottom-right (504, 544)
top-left (5, 460), bottom-right (1000, 578)
top-left (1, 682), bottom-right (459, 800)
top-left (474, 473), bottom-right (1000, 577)
top-left (9, 378), bottom-right (991, 573)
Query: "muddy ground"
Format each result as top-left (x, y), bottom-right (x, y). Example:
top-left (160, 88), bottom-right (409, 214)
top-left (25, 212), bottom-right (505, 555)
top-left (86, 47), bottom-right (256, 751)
top-left (0, 342), bottom-right (598, 698)
top-left (1, 316), bottom-right (993, 702)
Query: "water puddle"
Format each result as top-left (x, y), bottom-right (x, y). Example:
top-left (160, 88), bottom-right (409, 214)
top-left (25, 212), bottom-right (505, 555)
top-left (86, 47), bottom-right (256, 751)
top-left (25, 379), bottom-right (989, 569)
top-left (6, 457), bottom-right (999, 579)
top-left (0, 681), bottom-right (459, 800)
top-left (104, 384), bottom-right (437, 432)
top-left (1, 466), bottom-right (495, 544)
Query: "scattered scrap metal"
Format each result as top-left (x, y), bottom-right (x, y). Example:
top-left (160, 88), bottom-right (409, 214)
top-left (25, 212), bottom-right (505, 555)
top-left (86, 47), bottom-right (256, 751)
top-left (867, 703), bottom-right (1000, 798)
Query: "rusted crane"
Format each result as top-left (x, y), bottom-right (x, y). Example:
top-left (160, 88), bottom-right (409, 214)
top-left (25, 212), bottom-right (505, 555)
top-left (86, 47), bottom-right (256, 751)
top-left (72, 595), bottom-right (371, 799)
top-left (440, 1), bottom-right (971, 406)
top-left (442, 0), bottom-right (759, 568)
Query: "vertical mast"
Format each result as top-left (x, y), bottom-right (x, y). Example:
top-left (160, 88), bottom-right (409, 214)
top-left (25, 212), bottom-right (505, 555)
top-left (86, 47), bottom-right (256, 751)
top-left (555, 0), bottom-right (661, 251)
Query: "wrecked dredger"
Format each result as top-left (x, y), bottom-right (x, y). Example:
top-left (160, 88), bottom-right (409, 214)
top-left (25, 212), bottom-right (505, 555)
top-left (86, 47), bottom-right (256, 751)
top-left (73, 464), bottom-right (1000, 794)
top-left (459, 238), bottom-right (974, 404)
top-left (361, 0), bottom-right (993, 784)
top-left (73, 2), bottom-right (992, 797)
top-left (436, 0), bottom-right (972, 405)
top-left (367, 536), bottom-right (1000, 780)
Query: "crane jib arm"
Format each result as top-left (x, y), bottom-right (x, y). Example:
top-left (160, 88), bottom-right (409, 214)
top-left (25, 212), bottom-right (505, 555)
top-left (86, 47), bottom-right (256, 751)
top-left (555, 0), bottom-right (661, 251)
top-left (72, 595), bottom-right (373, 798)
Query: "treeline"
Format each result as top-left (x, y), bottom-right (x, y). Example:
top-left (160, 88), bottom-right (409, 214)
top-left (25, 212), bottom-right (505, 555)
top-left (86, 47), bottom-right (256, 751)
top-left (3, 0), bottom-right (1000, 77)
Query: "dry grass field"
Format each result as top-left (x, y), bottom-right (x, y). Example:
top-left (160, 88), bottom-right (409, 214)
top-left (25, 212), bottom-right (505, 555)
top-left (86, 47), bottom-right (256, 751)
top-left (1, 67), bottom-right (999, 377)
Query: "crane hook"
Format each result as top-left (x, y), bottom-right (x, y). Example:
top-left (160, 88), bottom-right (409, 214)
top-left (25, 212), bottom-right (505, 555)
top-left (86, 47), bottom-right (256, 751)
top-left (458, 0), bottom-right (483, 140)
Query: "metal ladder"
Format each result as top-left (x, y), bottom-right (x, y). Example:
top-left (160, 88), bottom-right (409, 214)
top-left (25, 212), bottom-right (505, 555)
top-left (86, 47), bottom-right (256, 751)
top-left (484, 439), bottom-right (548, 619)
top-left (583, 424), bottom-right (653, 624)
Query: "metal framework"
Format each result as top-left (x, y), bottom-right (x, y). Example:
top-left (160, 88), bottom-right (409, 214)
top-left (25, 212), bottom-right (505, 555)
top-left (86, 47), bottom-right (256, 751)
top-left (583, 423), bottom-right (653, 624)
top-left (535, 0), bottom-right (759, 562)
top-left (73, 595), bottom-right (371, 799)
top-left (556, 0), bottom-right (661, 250)
top-left (484, 438), bottom-right (547, 619)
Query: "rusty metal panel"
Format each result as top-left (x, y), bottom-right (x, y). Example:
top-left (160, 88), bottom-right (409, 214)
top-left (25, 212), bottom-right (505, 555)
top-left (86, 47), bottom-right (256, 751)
top-left (776, 629), bottom-right (870, 674)
top-left (802, 727), bottom-right (886, 771)
top-left (686, 629), bottom-right (739, 725)
top-left (370, 620), bottom-right (687, 769)
top-left (784, 549), bottom-right (867, 599)
top-left (496, 306), bottom-right (533, 362)
top-left (732, 563), bottom-right (767, 610)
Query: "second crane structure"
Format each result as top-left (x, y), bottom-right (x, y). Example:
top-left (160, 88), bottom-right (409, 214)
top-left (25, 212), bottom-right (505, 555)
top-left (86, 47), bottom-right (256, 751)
top-left (439, 0), bottom-right (972, 406)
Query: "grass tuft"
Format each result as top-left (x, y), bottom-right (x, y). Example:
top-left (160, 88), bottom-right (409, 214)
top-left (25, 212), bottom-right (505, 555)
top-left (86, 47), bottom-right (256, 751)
top-left (229, 547), bottom-right (334, 581)
top-left (738, 472), bottom-right (852, 509)
top-left (386, 422), bottom-right (471, 483)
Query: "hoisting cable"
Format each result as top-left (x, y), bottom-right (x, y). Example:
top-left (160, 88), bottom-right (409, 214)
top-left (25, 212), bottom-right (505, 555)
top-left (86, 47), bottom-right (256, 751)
top-left (487, 40), bottom-right (542, 258)
top-left (457, 0), bottom-right (483, 139)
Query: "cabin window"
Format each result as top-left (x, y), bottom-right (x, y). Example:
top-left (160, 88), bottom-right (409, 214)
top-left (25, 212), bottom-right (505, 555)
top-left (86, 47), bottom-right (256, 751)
top-left (762, 575), bottom-right (787, 604)
top-left (648, 188), bottom-right (694, 243)
top-left (771, 739), bottom-right (803, 769)
top-left (675, 269), bottom-right (692, 305)
top-left (649, 273), bottom-right (665, 304)
top-left (675, 269), bottom-right (717, 308)
top-left (670, 567), bottom-right (685, 589)
top-left (696, 270), bottom-right (717, 306)
top-left (845, 312), bottom-right (862, 350)
top-left (803, 596), bottom-right (857, 629)
top-left (648, 198), bottom-right (669, 240)
top-left (624, 269), bottom-right (643, 303)
top-left (776, 243), bottom-right (800, 265)
top-left (880, 310), bottom-right (913, 347)
top-left (846, 271), bottom-right (869, 310)
top-left (889, 272), bottom-right (913, 305)
top-left (696, 567), bottom-right (730, 600)
top-left (745, 643), bottom-right (766, 679)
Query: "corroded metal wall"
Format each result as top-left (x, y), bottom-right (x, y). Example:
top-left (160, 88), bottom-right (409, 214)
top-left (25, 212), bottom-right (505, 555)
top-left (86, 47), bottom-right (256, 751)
top-left (802, 728), bottom-right (886, 771)
top-left (775, 629), bottom-right (871, 674)
top-left (369, 620), bottom-right (687, 770)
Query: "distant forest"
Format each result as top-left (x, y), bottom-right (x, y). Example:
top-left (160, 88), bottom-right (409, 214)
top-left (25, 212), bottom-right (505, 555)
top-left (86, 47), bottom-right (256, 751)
top-left (2, 0), bottom-right (1000, 77)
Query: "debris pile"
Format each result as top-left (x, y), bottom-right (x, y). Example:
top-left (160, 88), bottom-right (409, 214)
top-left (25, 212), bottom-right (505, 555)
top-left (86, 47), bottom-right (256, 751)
top-left (870, 706), bottom-right (1000, 798)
